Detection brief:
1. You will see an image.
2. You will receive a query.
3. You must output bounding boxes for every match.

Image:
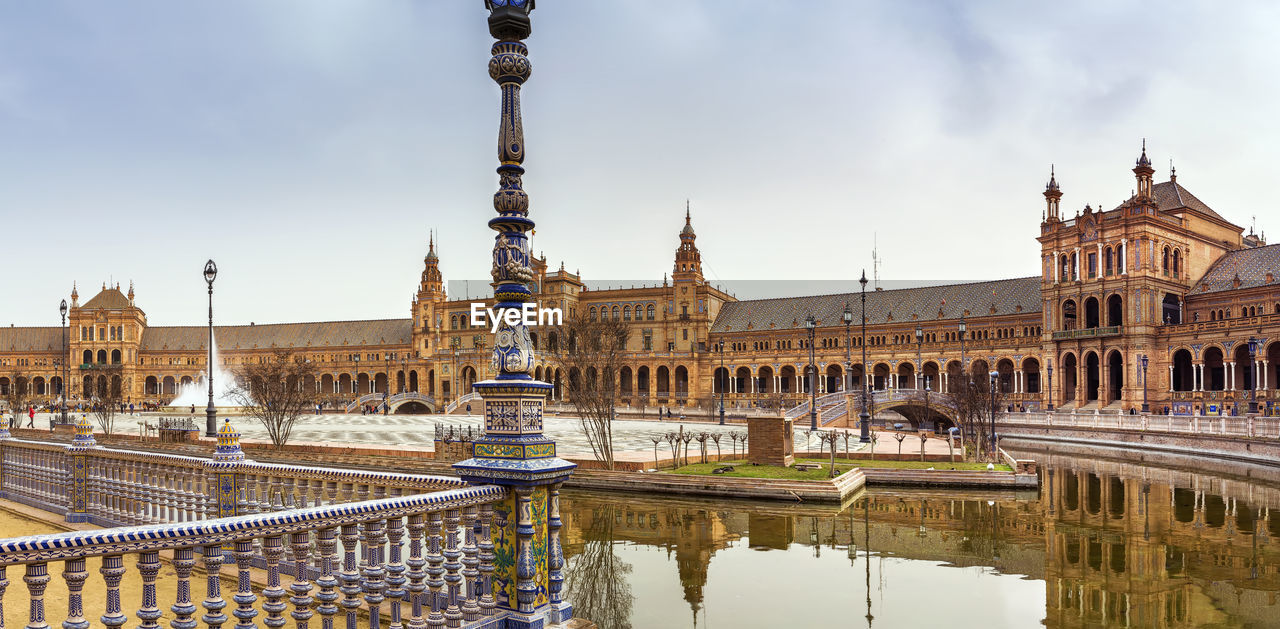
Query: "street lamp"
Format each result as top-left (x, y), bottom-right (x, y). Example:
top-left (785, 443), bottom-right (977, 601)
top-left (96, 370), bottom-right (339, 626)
top-left (59, 299), bottom-right (69, 425)
top-left (383, 353), bottom-right (391, 415)
top-left (1247, 337), bottom-right (1259, 414)
top-left (353, 355), bottom-right (360, 409)
top-left (1140, 354), bottom-right (1150, 413)
top-left (858, 271), bottom-right (870, 443)
top-left (717, 340), bottom-right (726, 425)
top-left (959, 315), bottom-right (968, 373)
top-left (1046, 360), bottom-right (1054, 411)
top-left (915, 325), bottom-right (923, 390)
top-left (988, 370), bottom-right (999, 459)
top-left (843, 304), bottom-right (853, 393)
top-left (203, 259), bottom-right (218, 437)
top-left (805, 314), bottom-right (817, 431)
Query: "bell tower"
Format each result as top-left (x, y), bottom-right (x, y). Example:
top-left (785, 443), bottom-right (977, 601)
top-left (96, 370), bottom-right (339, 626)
top-left (411, 231), bottom-right (446, 359)
top-left (1134, 139), bottom-right (1154, 200)
top-left (1043, 165), bottom-right (1062, 224)
top-left (673, 203), bottom-right (704, 283)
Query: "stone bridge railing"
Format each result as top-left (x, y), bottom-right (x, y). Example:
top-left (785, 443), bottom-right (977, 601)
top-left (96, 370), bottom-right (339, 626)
top-left (343, 392), bottom-right (439, 414)
top-left (997, 410), bottom-right (1280, 440)
top-left (0, 417), bottom-right (574, 628)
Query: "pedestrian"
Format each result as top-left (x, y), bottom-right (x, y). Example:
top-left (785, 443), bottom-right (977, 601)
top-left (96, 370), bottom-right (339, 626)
top-left (129, 403), bottom-right (134, 415)
top-left (26, 405), bottom-right (35, 428)
top-left (190, 404), bottom-right (195, 415)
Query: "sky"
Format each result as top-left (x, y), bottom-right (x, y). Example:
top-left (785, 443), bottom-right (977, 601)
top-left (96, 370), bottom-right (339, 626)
top-left (2, 1), bottom-right (1278, 327)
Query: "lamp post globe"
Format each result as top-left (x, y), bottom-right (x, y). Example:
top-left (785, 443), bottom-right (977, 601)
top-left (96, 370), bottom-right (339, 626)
top-left (59, 299), bottom-right (69, 425)
top-left (857, 271), bottom-right (871, 443)
top-left (805, 314), bottom-right (817, 431)
top-left (203, 259), bottom-right (218, 437)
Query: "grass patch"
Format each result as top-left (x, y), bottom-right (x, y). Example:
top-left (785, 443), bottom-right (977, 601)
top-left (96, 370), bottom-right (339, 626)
top-left (666, 458), bottom-right (1010, 480)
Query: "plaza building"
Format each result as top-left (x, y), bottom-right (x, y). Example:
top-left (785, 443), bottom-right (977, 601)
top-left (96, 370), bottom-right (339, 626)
top-left (1, 143), bottom-right (1277, 418)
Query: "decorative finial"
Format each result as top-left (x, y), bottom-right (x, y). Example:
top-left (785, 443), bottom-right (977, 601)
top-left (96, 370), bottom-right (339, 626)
top-left (1136, 138), bottom-right (1151, 167)
top-left (213, 419), bottom-right (245, 462)
top-left (1170, 158), bottom-right (1177, 183)
top-left (69, 414), bottom-right (97, 449)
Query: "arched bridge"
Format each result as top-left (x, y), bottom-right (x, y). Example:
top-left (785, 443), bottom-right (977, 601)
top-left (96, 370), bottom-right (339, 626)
top-left (785, 389), bottom-right (959, 428)
top-left (344, 392), bottom-right (438, 414)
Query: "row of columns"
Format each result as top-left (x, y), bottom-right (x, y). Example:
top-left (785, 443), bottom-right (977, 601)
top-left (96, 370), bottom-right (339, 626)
top-left (1171, 360), bottom-right (1271, 392)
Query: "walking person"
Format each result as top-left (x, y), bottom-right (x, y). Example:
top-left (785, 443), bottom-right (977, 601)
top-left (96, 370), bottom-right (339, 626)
top-left (26, 405), bottom-right (35, 428)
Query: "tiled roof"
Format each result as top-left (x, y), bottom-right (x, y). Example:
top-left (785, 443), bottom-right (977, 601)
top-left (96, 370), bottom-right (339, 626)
top-left (82, 288), bottom-right (131, 310)
top-left (140, 319), bottom-right (413, 351)
top-left (1189, 244), bottom-right (1280, 295)
top-left (1151, 181), bottom-right (1230, 224)
top-left (711, 277), bottom-right (1042, 333)
top-left (0, 327), bottom-right (63, 353)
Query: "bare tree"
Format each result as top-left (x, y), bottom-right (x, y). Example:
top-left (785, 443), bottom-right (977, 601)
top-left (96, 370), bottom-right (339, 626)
top-left (949, 375), bottom-right (1003, 462)
top-left (228, 350), bottom-right (318, 449)
top-left (562, 502), bottom-right (635, 629)
top-left (549, 313), bottom-right (629, 469)
top-left (89, 366), bottom-right (128, 436)
top-left (2, 371), bottom-right (29, 427)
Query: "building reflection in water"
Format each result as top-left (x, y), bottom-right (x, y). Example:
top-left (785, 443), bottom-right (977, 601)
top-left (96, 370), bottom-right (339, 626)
top-left (559, 451), bottom-right (1280, 629)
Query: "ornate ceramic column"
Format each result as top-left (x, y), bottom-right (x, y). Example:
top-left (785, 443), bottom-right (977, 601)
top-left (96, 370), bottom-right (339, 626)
top-left (65, 414), bottom-right (97, 523)
top-left (204, 419), bottom-right (248, 518)
top-left (453, 2), bottom-right (576, 628)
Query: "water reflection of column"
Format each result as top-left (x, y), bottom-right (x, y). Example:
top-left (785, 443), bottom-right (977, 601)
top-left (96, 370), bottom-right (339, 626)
top-left (548, 482), bottom-right (567, 620)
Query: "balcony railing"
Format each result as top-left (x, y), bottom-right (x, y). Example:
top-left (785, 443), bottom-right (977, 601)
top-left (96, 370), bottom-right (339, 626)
top-left (1051, 325), bottom-right (1121, 340)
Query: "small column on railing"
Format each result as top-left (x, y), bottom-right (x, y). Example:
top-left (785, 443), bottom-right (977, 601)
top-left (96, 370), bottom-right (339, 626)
top-left (477, 503), bottom-right (496, 618)
top-left (405, 514), bottom-right (427, 628)
top-left (64, 414), bottom-right (97, 523)
top-left (290, 531), bottom-right (315, 629)
top-left (425, 512), bottom-right (446, 628)
top-left (339, 524), bottom-right (362, 629)
top-left (170, 547), bottom-right (198, 629)
top-left (23, 562), bottom-right (50, 629)
top-left (261, 535), bottom-right (287, 628)
top-left (460, 506), bottom-right (481, 622)
top-left (363, 519), bottom-right (388, 629)
top-left (442, 509), bottom-right (463, 626)
top-left (205, 420), bottom-right (250, 519)
top-left (100, 554), bottom-right (127, 628)
top-left (385, 517), bottom-right (407, 629)
top-left (0, 566), bottom-right (7, 629)
top-left (547, 481), bottom-right (567, 622)
top-left (136, 550), bottom-right (162, 628)
top-left (314, 527), bottom-right (339, 629)
top-left (201, 544), bottom-right (228, 629)
top-left (232, 539), bottom-right (259, 628)
top-left (62, 557), bottom-right (90, 629)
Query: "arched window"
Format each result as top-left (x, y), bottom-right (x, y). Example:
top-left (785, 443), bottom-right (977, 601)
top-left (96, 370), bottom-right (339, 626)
top-left (646, 304), bottom-right (656, 320)
top-left (612, 306), bottom-right (620, 320)
top-left (450, 315), bottom-right (457, 330)
top-left (1104, 247), bottom-right (1113, 276)
top-left (1172, 249), bottom-right (1181, 278)
top-left (1162, 247), bottom-right (1170, 275)
top-left (623, 306), bottom-right (631, 320)
top-left (589, 307), bottom-right (597, 321)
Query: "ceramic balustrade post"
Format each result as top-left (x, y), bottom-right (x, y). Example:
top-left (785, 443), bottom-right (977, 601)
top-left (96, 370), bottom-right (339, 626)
top-left (23, 562), bottom-right (50, 629)
top-left (64, 415), bottom-right (95, 523)
top-left (338, 524), bottom-right (362, 629)
top-left (0, 566), bottom-right (7, 629)
top-left (262, 535), bottom-right (288, 629)
top-left (385, 517), bottom-right (407, 629)
top-left (363, 519), bottom-right (388, 629)
top-left (232, 539), bottom-right (258, 629)
top-left (477, 504), bottom-right (495, 618)
top-left (547, 482), bottom-right (569, 623)
top-left (425, 512), bottom-right (445, 629)
top-left (201, 544), bottom-right (229, 629)
top-left (313, 527), bottom-right (339, 629)
top-left (459, 507), bottom-right (480, 622)
top-left (136, 550), bottom-right (162, 628)
top-left (289, 531), bottom-right (315, 629)
top-left (405, 515), bottom-right (427, 629)
top-left (61, 557), bottom-right (89, 629)
top-left (170, 547), bottom-right (197, 629)
top-left (325, 481), bottom-right (338, 507)
top-left (99, 554), bottom-right (127, 628)
top-left (206, 420), bottom-right (248, 520)
top-left (513, 487), bottom-right (536, 614)
top-left (442, 509), bottom-right (463, 627)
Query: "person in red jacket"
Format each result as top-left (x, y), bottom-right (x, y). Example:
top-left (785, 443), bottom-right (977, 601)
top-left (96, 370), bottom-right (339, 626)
top-left (26, 405), bottom-right (35, 428)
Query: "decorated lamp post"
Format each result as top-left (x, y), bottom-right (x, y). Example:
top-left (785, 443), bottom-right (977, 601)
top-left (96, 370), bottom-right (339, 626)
top-left (858, 271), bottom-right (870, 443)
top-left (60, 299), bottom-right (69, 425)
top-left (1047, 360), bottom-right (1054, 411)
top-left (717, 340), bottom-right (725, 426)
top-left (452, 3), bottom-right (576, 627)
top-left (805, 314), bottom-right (817, 431)
top-left (65, 414), bottom-right (97, 523)
top-left (204, 260), bottom-right (218, 437)
top-left (1141, 354), bottom-right (1150, 414)
top-left (1248, 338), bottom-right (1259, 415)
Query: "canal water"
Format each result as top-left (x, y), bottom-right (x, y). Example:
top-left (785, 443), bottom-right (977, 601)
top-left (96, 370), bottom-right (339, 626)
top-left (2, 442), bottom-right (1278, 628)
top-left (560, 442), bottom-right (1280, 628)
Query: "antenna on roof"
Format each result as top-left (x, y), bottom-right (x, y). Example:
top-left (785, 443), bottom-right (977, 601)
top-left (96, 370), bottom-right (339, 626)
top-left (872, 233), bottom-right (881, 291)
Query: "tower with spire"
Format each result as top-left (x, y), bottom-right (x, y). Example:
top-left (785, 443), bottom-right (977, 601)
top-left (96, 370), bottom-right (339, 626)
top-left (411, 230), bottom-right (447, 361)
top-left (1043, 165), bottom-right (1062, 224)
top-left (1134, 139), bottom-right (1154, 200)
top-left (673, 202), bottom-right (704, 283)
